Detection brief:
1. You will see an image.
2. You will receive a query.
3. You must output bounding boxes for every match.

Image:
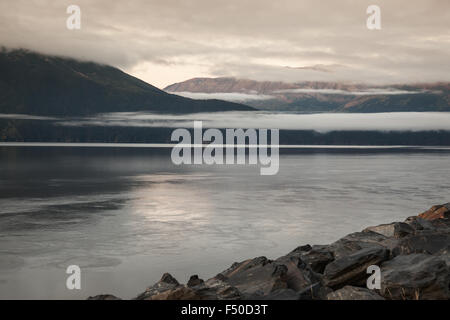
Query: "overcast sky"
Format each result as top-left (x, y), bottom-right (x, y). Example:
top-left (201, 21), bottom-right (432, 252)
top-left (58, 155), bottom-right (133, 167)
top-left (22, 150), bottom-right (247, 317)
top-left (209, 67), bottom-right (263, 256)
top-left (1, 0), bottom-right (449, 88)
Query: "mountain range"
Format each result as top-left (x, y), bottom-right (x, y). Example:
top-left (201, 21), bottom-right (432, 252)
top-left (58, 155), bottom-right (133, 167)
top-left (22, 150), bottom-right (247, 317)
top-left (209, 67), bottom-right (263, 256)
top-left (1, 49), bottom-right (450, 144)
top-left (0, 49), bottom-right (253, 116)
top-left (2, 49), bottom-right (449, 116)
top-left (165, 78), bottom-right (450, 113)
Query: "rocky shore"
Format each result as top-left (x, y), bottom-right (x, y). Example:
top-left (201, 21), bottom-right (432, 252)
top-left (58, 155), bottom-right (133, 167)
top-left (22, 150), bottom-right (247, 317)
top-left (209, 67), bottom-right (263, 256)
top-left (89, 203), bottom-right (450, 300)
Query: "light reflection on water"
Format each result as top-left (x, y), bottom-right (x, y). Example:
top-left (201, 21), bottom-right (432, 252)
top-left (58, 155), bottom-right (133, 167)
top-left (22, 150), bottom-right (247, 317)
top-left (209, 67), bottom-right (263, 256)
top-left (0, 146), bottom-right (449, 299)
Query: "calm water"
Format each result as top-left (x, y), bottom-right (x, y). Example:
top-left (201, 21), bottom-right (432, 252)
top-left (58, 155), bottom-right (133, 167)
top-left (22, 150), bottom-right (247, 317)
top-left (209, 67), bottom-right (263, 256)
top-left (0, 146), bottom-right (449, 299)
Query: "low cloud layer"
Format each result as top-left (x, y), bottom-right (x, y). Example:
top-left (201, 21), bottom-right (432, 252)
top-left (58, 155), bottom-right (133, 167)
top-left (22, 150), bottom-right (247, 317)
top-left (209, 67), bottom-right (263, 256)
top-left (52, 111), bottom-right (450, 133)
top-left (273, 88), bottom-right (426, 96)
top-left (174, 92), bottom-right (275, 102)
top-left (0, 1), bottom-right (449, 87)
top-left (173, 88), bottom-right (424, 102)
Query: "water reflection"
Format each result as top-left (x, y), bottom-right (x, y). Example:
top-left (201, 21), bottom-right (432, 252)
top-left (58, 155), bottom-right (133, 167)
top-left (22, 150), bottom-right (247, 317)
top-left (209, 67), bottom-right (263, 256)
top-left (0, 146), bottom-right (449, 299)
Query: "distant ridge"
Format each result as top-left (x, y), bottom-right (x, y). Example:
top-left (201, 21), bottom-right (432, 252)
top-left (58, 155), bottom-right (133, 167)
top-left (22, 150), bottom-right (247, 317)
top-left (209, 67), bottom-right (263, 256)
top-left (165, 77), bottom-right (450, 113)
top-left (0, 49), bottom-right (254, 116)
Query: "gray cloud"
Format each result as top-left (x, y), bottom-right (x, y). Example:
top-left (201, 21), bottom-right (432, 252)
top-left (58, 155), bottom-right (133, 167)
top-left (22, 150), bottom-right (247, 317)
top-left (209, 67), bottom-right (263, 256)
top-left (0, 0), bottom-right (449, 87)
top-left (52, 111), bottom-right (450, 132)
top-left (273, 88), bottom-right (426, 95)
top-left (173, 92), bottom-right (275, 101)
top-left (0, 114), bottom-right (56, 120)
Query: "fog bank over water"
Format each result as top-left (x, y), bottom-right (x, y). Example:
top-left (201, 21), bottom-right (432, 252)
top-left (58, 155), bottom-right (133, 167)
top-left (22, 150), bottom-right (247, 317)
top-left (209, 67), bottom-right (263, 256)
top-left (174, 88), bottom-right (427, 102)
top-left (55, 112), bottom-right (450, 133)
top-left (173, 92), bottom-right (276, 102)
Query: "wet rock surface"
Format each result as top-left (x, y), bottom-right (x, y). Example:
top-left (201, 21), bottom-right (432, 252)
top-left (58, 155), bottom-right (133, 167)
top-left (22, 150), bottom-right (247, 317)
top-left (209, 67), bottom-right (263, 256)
top-left (323, 246), bottom-right (389, 289)
top-left (326, 286), bottom-right (384, 300)
top-left (418, 203), bottom-right (450, 220)
top-left (327, 286), bottom-right (385, 300)
top-left (363, 222), bottom-right (414, 238)
top-left (91, 203), bottom-right (450, 300)
top-left (380, 253), bottom-right (449, 299)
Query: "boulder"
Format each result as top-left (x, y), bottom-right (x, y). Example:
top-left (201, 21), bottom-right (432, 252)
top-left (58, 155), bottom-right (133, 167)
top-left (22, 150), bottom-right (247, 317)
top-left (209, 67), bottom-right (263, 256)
top-left (391, 230), bottom-right (450, 256)
top-left (380, 253), bottom-right (449, 300)
top-left (326, 286), bottom-right (384, 300)
top-left (275, 252), bottom-right (322, 291)
top-left (323, 246), bottom-right (389, 289)
top-left (328, 231), bottom-right (389, 259)
top-left (290, 244), bottom-right (312, 253)
top-left (404, 216), bottom-right (436, 231)
top-left (419, 203), bottom-right (450, 220)
top-left (429, 217), bottom-right (450, 231)
top-left (136, 272), bottom-right (243, 300)
top-left (135, 273), bottom-right (181, 300)
top-left (297, 282), bottom-right (333, 300)
top-left (199, 276), bottom-right (242, 300)
top-left (298, 245), bottom-right (334, 274)
top-left (436, 248), bottom-right (450, 267)
top-left (363, 222), bottom-right (414, 238)
top-left (187, 275), bottom-right (204, 288)
top-left (218, 257), bottom-right (289, 298)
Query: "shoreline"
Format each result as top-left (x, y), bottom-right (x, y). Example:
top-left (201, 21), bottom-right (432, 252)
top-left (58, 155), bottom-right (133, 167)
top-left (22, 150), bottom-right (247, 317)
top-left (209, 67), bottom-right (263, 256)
top-left (89, 203), bottom-right (450, 300)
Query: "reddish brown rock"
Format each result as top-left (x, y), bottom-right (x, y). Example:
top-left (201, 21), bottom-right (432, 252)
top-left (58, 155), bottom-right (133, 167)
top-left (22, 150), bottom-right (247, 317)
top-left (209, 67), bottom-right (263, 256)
top-left (419, 203), bottom-right (450, 220)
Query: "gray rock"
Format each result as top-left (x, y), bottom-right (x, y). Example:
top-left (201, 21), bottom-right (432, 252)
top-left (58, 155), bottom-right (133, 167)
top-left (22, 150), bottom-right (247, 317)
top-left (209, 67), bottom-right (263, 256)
top-left (194, 276), bottom-right (242, 300)
top-left (135, 273), bottom-right (181, 300)
top-left (436, 248), bottom-right (450, 267)
top-left (380, 253), bottom-right (450, 300)
top-left (364, 222), bottom-right (414, 238)
top-left (299, 245), bottom-right (334, 274)
top-left (391, 230), bottom-right (450, 256)
top-left (218, 257), bottom-right (288, 298)
top-left (275, 253), bottom-right (322, 291)
top-left (429, 217), bottom-right (450, 231)
top-left (297, 282), bottom-right (332, 300)
top-left (136, 272), bottom-right (242, 300)
top-left (326, 286), bottom-right (384, 300)
top-left (328, 231), bottom-right (389, 259)
top-left (160, 273), bottom-right (179, 285)
top-left (187, 275), bottom-right (204, 288)
top-left (393, 222), bottom-right (415, 238)
top-left (289, 244), bottom-right (312, 253)
top-left (404, 216), bottom-right (436, 231)
top-left (323, 246), bottom-right (389, 289)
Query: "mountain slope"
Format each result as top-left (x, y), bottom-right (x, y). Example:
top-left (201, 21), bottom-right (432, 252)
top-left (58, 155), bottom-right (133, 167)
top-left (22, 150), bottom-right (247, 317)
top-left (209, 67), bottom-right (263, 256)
top-left (165, 77), bottom-right (450, 113)
top-left (0, 49), bottom-right (254, 116)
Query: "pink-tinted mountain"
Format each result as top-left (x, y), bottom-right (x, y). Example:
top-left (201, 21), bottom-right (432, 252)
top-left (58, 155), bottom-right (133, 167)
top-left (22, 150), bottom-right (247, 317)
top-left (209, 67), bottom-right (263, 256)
top-left (165, 77), bottom-right (450, 113)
